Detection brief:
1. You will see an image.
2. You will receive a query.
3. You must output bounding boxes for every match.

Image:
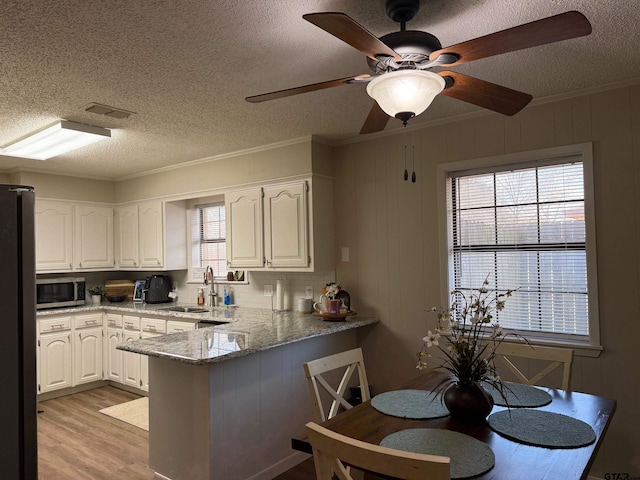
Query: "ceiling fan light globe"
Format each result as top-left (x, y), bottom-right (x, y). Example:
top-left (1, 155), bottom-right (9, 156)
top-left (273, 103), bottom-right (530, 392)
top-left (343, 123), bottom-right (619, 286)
top-left (366, 70), bottom-right (445, 119)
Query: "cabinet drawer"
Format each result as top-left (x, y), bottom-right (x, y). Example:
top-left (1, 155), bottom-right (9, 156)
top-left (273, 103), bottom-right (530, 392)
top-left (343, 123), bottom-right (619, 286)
top-left (106, 313), bottom-right (123, 328)
top-left (74, 313), bottom-right (103, 329)
top-left (39, 316), bottom-right (72, 333)
top-left (167, 320), bottom-right (196, 334)
top-left (141, 317), bottom-right (166, 334)
top-left (122, 315), bottom-right (140, 331)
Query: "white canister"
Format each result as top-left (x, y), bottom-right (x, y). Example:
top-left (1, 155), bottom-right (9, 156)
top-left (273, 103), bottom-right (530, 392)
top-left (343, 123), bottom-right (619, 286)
top-left (297, 297), bottom-right (313, 314)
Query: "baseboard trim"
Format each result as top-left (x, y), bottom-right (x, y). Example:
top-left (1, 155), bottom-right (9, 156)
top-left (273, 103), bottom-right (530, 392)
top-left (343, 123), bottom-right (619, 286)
top-left (246, 451), bottom-right (311, 480)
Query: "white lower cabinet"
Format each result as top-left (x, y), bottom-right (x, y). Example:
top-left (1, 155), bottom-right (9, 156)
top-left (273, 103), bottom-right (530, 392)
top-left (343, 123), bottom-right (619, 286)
top-left (73, 326), bottom-right (103, 385)
top-left (122, 329), bottom-right (141, 389)
top-left (106, 327), bottom-right (123, 383)
top-left (38, 311), bottom-right (193, 395)
top-left (39, 331), bottom-right (72, 394)
top-left (140, 317), bottom-right (167, 392)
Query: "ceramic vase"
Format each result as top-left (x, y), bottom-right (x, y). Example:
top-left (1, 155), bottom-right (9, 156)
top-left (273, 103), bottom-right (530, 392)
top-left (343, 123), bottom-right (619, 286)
top-left (443, 382), bottom-right (494, 423)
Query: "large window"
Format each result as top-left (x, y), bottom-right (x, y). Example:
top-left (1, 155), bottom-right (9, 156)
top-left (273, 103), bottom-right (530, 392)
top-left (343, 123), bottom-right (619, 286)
top-left (190, 203), bottom-right (226, 280)
top-left (440, 144), bottom-right (599, 349)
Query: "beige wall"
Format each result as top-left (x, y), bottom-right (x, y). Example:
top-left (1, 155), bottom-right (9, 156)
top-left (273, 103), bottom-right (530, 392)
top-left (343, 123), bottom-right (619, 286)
top-left (115, 139), bottom-right (313, 203)
top-left (12, 171), bottom-right (116, 203)
top-left (334, 84), bottom-right (640, 476)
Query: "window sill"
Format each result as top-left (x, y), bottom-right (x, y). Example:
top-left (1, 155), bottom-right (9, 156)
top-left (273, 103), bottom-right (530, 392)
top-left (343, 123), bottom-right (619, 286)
top-left (498, 337), bottom-right (603, 358)
top-left (186, 279), bottom-right (249, 286)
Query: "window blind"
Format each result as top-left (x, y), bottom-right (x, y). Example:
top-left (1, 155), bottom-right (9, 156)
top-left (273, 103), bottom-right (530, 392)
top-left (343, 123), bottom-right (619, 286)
top-left (194, 203), bottom-right (226, 277)
top-left (448, 159), bottom-right (589, 338)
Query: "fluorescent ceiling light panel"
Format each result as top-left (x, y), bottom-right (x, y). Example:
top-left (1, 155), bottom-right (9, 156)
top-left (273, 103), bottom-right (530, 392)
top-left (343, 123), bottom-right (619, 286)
top-left (1, 120), bottom-right (111, 160)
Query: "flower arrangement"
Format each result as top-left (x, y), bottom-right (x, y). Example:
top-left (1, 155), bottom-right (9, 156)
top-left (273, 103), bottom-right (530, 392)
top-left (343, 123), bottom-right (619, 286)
top-left (322, 282), bottom-right (341, 300)
top-left (417, 276), bottom-right (518, 395)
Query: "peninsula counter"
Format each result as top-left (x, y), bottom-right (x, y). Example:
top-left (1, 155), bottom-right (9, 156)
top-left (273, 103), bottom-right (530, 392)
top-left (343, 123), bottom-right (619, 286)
top-left (118, 308), bottom-right (377, 480)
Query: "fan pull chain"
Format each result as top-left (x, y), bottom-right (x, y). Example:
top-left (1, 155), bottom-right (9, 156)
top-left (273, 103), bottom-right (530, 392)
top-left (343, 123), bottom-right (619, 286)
top-left (403, 145), bottom-right (408, 181)
top-left (412, 144), bottom-right (416, 183)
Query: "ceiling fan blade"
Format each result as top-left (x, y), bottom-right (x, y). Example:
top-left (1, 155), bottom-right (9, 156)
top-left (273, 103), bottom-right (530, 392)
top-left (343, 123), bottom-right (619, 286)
top-left (360, 102), bottom-right (390, 134)
top-left (303, 12), bottom-right (402, 62)
top-left (430, 11), bottom-right (592, 66)
top-left (438, 71), bottom-right (532, 116)
top-left (245, 75), bottom-right (370, 103)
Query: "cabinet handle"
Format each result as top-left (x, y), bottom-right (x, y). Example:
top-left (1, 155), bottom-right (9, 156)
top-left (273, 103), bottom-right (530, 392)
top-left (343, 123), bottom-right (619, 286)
top-left (174, 328), bottom-right (184, 332)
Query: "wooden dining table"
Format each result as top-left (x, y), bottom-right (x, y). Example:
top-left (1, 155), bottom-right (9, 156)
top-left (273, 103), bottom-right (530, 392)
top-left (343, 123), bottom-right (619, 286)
top-left (293, 370), bottom-right (616, 480)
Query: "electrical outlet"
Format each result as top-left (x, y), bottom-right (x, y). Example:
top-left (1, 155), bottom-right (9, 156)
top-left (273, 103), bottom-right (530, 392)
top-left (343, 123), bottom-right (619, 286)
top-left (305, 286), bottom-right (313, 298)
top-left (264, 284), bottom-right (274, 297)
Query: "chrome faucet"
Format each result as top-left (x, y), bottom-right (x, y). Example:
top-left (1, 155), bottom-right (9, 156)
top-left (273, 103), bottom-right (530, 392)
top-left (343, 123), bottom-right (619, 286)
top-left (204, 266), bottom-right (217, 307)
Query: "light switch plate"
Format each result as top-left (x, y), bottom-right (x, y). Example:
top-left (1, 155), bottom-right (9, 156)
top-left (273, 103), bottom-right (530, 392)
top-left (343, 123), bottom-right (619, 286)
top-left (264, 284), bottom-right (274, 296)
top-left (305, 286), bottom-right (313, 299)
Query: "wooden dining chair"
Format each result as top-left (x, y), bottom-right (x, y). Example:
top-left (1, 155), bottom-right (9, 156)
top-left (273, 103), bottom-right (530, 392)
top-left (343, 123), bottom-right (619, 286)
top-left (303, 348), bottom-right (371, 422)
top-left (494, 343), bottom-right (574, 390)
top-left (305, 422), bottom-right (451, 480)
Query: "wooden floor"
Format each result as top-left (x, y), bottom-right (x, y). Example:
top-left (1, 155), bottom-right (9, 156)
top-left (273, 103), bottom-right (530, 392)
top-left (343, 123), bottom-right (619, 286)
top-left (37, 385), bottom-right (329, 480)
top-left (37, 386), bottom-right (155, 480)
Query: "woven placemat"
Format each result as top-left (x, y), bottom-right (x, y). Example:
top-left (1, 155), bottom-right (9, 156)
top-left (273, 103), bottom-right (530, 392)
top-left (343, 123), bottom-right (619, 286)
top-left (482, 381), bottom-right (552, 408)
top-left (380, 428), bottom-right (494, 479)
top-left (488, 409), bottom-right (596, 448)
top-left (371, 389), bottom-right (449, 419)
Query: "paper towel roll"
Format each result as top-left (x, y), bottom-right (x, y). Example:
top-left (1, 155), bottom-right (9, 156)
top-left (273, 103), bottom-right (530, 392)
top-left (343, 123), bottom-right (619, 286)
top-left (276, 278), bottom-right (284, 311)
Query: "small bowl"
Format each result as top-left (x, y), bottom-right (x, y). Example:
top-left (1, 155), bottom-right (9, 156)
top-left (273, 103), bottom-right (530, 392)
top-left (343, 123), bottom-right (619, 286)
top-left (105, 294), bottom-right (127, 303)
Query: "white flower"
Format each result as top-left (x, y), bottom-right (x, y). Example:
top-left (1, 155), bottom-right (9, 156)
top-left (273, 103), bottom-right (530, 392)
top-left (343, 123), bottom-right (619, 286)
top-left (422, 330), bottom-right (440, 347)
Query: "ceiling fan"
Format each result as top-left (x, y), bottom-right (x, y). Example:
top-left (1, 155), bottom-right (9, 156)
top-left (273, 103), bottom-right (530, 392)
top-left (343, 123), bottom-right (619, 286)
top-left (245, 0), bottom-right (592, 134)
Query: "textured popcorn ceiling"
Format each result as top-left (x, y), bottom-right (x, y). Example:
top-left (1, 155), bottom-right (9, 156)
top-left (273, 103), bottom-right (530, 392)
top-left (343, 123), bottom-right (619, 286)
top-left (0, 0), bottom-right (638, 179)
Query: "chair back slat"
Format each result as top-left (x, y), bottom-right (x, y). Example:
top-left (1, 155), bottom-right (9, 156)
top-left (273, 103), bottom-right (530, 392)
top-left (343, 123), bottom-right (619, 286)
top-left (495, 343), bottom-right (574, 390)
top-left (304, 348), bottom-right (371, 422)
top-left (306, 422), bottom-right (451, 480)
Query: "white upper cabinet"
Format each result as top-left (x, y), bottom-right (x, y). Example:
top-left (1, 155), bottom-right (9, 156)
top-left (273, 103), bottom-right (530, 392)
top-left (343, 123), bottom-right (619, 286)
top-left (35, 200), bottom-right (74, 272)
top-left (226, 188), bottom-right (264, 269)
top-left (74, 204), bottom-right (115, 270)
top-left (226, 178), bottom-right (333, 272)
top-left (115, 204), bottom-right (139, 268)
top-left (114, 200), bottom-right (186, 271)
top-left (263, 182), bottom-right (309, 268)
top-left (138, 200), bottom-right (164, 269)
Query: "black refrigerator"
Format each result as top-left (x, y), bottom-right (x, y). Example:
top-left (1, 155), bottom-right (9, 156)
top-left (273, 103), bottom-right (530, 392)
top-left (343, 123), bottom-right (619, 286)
top-left (0, 185), bottom-right (38, 479)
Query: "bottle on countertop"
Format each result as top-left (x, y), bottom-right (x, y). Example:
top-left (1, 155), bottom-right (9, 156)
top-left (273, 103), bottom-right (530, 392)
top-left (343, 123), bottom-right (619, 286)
top-left (197, 288), bottom-right (205, 306)
top-left (224, 287), bottom-right (231, 306)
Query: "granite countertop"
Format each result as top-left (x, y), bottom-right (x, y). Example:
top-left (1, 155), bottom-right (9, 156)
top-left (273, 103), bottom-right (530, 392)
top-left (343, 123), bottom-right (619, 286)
top-left (36, 301), bottom-right (234, 323)
top-left (118, 308), bottom-right (377, 365)
top-left (38, 301), bottom-right (378, 365)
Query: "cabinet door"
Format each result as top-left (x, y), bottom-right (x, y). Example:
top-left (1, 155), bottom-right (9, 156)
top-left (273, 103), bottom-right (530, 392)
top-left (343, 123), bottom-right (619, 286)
top-left (35, 200), bottom-right (73, 272)
top-left (105, 328), bottom-right (123, 383)
top-left (73, 327), bottom-right (103, 385)
top-left (75, 205), bottom-right (114, 269)
top-left (116, 205), bottom-right (139, 268)
top-left (140, 331), bottom-right (163, 392)
top-left (139, 200), bottom-right (164, 269)
top-left (122, 330), bottom-right (141, 388)
top-left (226, 188), bottom-right (264, 268)
top-left (263, 182), bottom-right (309, 268)
top-left (39, 332), bottom-right (72, 393)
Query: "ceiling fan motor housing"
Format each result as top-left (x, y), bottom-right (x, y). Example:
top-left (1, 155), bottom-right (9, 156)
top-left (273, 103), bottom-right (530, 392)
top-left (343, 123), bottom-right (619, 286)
top-left (367, 30), bottom-right (443, 74)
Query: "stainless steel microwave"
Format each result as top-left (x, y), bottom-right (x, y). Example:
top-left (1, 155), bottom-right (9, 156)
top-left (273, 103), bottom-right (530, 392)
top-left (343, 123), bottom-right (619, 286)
top-left (36, 277), bottom-right (86, 310)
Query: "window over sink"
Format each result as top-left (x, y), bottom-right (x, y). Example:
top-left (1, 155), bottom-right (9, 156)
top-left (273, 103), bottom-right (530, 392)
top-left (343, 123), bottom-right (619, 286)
top-left (189, 201), bottom-right (227, 282)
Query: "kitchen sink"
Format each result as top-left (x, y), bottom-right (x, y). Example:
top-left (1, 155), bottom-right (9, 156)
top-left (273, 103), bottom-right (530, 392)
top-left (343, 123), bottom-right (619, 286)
top-left (160, 306), bottom-right (210, 313)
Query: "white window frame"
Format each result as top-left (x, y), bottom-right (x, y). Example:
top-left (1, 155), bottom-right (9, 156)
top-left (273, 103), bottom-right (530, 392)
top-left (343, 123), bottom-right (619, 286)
top-left (437, 143), bottom-right (601, 357)
top-left (187, 197), bottom-right (227, 283)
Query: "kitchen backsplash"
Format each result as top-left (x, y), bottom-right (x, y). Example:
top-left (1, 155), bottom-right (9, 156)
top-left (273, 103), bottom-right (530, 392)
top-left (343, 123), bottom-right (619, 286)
top-left (172, 271), bottom-right (336, 310)
top-left (37, 270), bottom-right (337, 311)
